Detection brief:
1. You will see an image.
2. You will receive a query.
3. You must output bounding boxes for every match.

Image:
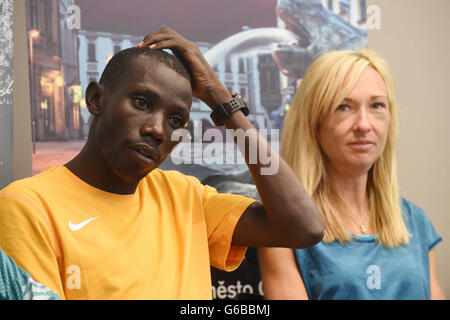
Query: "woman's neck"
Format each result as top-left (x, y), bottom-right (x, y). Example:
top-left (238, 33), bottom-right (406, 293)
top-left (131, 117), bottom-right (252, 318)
top-left (327, 165), bottom-right (369, 217)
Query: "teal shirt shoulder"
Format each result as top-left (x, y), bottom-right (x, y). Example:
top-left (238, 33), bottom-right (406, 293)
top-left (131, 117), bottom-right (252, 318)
top-left (294, 198), bottom-right (442, 300)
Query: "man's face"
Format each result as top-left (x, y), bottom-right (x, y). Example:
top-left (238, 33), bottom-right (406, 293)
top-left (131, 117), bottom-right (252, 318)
top-left (94, 54), bottom-right (192, 182)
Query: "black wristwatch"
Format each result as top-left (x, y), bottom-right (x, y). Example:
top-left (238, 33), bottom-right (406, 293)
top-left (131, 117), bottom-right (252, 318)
top-left (210, 93), bottom-right (249, 126)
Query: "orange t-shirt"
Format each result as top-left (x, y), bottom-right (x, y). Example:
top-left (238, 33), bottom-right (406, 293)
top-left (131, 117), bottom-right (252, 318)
top-left (0, 166), bottom-right (256, 299)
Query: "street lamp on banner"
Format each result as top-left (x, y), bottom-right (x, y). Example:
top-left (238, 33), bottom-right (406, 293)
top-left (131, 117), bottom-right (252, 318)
top-left (28, 29), bottom-right (40, 154)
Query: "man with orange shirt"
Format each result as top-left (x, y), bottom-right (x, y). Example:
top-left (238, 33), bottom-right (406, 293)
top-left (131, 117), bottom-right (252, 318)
top-left (0, 28), bottom-right (323, 299)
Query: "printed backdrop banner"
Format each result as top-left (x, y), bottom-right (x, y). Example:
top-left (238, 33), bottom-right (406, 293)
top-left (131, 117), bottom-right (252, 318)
top-left (25, 0), bottom-right (368, 299)
top-left (0, 0), bottom-right (14, 189)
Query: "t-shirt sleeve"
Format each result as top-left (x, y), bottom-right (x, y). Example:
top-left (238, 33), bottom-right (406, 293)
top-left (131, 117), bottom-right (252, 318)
top-left (421, 212), bottom-right (442, 251)
top-left (402, 198), bottom-right (442, 251)
top-left (187, 176), bottom-right (257, 272)
top-left (0, 191), bottom-right (65, 299)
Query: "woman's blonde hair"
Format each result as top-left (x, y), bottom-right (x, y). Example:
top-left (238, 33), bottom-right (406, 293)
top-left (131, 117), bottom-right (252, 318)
top-left (281, 49), bottom-right (409, 247)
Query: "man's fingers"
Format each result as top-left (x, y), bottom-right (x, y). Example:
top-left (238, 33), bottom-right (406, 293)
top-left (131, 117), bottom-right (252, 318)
top-left (139, 35), bottom-right (201, 67)
top-left (140, 36), bottom-right (190, 53)
top-left (138, 27), bottom-right (182, 48)
top-left (136, 27), bottom-right (225, 106)
top-left (145, 39), bottom-right (182, 51)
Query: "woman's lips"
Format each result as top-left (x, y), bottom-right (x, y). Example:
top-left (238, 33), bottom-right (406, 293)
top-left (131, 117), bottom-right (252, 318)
top-left (348, 141), bottom-right (374, 151)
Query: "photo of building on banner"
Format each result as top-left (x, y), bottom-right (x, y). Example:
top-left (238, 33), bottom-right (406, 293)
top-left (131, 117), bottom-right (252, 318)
top-left (25, 0), bottom-right (367, 299)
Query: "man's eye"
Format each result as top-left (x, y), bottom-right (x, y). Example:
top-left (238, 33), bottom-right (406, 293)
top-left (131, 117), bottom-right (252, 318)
top-left (168, 116), bottom-right (184, 128)
top-left (132, 98), bottom-right (149, 110)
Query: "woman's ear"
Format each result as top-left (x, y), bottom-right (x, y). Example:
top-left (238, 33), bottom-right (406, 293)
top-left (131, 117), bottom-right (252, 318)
top-left (85, 81), bottom-right (105, 116)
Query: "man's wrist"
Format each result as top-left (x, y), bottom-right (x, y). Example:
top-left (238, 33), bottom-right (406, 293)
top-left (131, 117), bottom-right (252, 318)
top-left (210, 93), bottom-right (249, 127)
top-left (203, 88), bottom-right (232, 109)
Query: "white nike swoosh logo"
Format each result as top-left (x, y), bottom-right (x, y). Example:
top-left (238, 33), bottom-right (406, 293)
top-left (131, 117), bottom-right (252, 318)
top-left (68, 216), bottom-right (99, 231)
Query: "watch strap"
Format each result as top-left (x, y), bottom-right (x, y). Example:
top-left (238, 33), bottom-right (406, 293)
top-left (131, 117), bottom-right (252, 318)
top-left (210, 93), bottom-right (249, 126)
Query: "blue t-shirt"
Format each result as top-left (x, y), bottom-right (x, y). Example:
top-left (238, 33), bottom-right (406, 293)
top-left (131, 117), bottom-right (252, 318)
top-left (295, 198), bottom-right (442, 300)
top-left (0, 247), bottom-right (60, 300)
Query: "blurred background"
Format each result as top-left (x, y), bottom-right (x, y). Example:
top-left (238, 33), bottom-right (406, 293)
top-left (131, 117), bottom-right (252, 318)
top-left (2, 0), bottom-right (449, 299)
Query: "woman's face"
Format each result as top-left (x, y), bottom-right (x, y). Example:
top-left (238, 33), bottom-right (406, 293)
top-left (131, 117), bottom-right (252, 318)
top-left (318, 66), bottom-right (390, 176)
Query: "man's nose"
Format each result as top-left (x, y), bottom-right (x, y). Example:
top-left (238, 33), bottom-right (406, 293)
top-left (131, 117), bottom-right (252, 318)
top-left (141, 112), bottom-right (165, 143)
top-left (353, 107), bottom-right (372, 133)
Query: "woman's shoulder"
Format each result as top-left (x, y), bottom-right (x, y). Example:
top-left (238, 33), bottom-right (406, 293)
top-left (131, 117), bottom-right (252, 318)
top-left (400, 197), bottom-right (442, 249)
top-left (400, 197), bottom-right (428, 222)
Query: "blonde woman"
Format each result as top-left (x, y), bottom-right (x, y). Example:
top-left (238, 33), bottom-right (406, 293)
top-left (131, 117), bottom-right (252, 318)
top-left (258, 49), bottom-right (445, 300)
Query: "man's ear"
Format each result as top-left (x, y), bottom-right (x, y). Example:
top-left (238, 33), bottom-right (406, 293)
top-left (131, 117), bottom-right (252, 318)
top-left (85, 81), bottom-right (105, 116)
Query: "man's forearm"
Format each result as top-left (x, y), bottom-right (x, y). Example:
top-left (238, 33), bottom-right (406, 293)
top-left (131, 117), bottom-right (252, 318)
top-left (223, 108), bottom-right (324, 248)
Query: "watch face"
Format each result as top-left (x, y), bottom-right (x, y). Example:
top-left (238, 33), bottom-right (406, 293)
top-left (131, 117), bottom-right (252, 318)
top-left (229, 97), bottom-right (243, 112)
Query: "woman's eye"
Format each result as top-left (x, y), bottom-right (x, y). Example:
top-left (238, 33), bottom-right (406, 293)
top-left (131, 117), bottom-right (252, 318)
top-left (372, 103), bottom-right (386, 109)
top-left (336, 104), bottom-right (350, 111)
top-left (132, 98), bottom-right (149, 110)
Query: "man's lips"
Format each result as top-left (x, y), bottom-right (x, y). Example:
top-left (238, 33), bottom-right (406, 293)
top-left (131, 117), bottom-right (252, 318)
top-left (129, 144), bottom-right (159, 162)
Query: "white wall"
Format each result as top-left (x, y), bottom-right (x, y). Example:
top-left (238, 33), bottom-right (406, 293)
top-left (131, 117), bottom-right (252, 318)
top-left (368, 0), bottom-right (450, 298)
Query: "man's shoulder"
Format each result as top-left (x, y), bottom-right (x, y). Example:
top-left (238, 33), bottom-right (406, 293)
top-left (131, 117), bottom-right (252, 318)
top-left (146, 168), bottom-right (201, 186)
top-left (144, 168), bottom-right (206, 200)
top-left (0, 166), bottom-right (66, 201)
top-left (0, 167), bottom-right (67, 224)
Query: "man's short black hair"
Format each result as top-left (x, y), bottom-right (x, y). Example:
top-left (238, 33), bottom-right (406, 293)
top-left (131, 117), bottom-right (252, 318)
top-left (99, 47), bottom-right (191, 90)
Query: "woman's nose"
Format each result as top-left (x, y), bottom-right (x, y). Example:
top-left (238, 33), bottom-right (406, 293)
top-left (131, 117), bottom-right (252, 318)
top-left (353, 108), bottom-right (372, 133)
